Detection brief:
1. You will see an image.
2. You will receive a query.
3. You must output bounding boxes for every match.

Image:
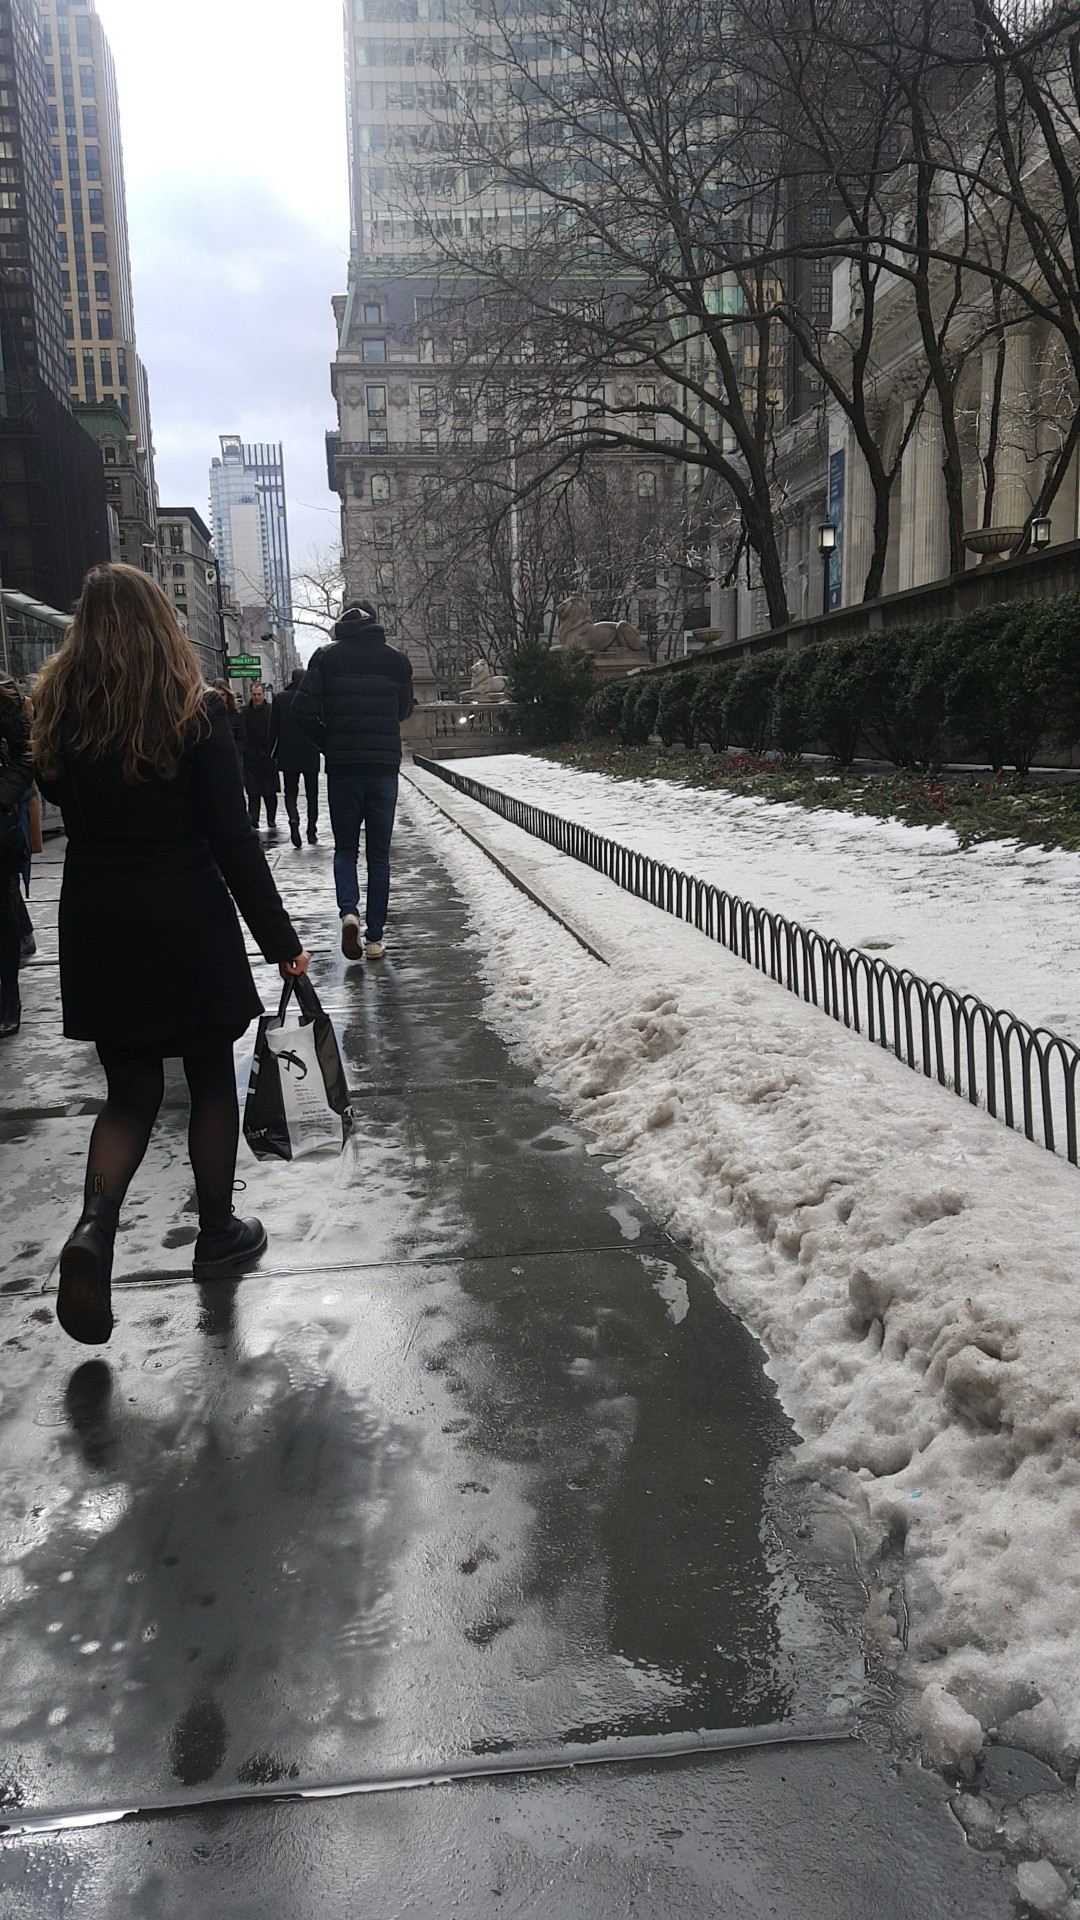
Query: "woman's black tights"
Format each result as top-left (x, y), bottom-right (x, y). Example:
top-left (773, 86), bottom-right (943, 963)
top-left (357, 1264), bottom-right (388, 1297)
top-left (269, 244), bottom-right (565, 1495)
top-left (89, 1037), bottom-right (239, 1228)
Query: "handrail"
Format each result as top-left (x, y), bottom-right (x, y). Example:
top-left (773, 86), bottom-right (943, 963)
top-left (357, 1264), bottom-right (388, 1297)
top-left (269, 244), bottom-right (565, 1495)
top-left (414, 756), bottom-right (1080, 1167)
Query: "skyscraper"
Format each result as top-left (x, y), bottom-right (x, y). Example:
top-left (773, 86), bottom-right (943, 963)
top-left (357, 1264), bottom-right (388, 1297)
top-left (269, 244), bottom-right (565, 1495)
top-left (40, 0), bottom-right (157, 571)
top-left (0, 0), bottom-right (109, 608)
top-left (209, 436), bottom-right (296, 688)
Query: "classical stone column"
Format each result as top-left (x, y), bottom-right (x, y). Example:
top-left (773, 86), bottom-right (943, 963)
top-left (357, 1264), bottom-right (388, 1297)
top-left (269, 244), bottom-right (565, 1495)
top-left (900, 392), bottom-right (949, 588)
top-left (980, 328), bottom-right (1034, 529)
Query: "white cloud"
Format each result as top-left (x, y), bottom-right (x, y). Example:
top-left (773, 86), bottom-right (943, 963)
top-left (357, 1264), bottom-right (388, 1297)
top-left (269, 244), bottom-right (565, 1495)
top-left (95, 0), bottom-right (350, 579)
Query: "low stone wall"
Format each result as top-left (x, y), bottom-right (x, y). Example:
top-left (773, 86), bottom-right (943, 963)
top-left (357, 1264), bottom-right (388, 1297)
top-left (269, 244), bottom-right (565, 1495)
top-left (657, 539), bottom-right (1080, 678)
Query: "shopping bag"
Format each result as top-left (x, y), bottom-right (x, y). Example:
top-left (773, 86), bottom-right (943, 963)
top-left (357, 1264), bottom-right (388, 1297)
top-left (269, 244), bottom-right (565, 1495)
top-left (243, 974), bottom-right (353, 1162)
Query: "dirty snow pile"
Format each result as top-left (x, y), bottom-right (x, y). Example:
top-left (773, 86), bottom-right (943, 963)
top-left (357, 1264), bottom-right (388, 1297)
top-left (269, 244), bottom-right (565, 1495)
top-left (403, 770), bottom-right (1080, 1836)
top-left (450, 753), bottom-right (1080, 1042)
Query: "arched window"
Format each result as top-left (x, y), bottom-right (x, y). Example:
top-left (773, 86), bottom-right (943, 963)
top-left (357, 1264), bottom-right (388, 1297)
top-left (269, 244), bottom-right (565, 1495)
top-left (370, 473), bottom-right (390, 502)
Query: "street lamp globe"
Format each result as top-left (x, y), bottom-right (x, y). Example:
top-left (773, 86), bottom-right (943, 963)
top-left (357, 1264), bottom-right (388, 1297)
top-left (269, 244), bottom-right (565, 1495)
top-left (1030, 516), bottom-right (1052, 549)
top-left (817, 521), bottom-right (837, 555)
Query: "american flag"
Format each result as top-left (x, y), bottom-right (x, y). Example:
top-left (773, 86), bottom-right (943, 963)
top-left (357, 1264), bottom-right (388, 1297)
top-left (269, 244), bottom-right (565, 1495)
top-left (369, 217), bottom-right (378, 257)
top-left (519, 558), bottom-right (533, 601)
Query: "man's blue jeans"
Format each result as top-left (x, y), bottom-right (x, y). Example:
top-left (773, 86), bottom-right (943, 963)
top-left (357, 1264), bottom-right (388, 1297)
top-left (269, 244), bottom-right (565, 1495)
top-left (327, 771), bottom-right (399, 939)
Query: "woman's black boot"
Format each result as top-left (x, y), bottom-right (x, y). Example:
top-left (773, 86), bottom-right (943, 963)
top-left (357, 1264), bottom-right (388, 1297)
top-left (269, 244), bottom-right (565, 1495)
top-left (0, 985), bottom-right (20, 1039)
top-left (57, 1195), bottom-right (119, 1346)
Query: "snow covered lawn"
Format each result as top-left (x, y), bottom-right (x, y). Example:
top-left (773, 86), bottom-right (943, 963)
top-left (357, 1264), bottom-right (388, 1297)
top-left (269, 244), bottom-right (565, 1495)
top-left (404, 764), bottom-right (1080, 1886)
top-left (449, 753), bottom-right (1080, 1043)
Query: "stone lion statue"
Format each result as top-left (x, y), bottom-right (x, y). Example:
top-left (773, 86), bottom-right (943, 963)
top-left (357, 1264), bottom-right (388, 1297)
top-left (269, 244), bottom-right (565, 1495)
top-left (555, 594), bottom-right (647, 655)
top-left (469, 658), bottom-right (508, 701)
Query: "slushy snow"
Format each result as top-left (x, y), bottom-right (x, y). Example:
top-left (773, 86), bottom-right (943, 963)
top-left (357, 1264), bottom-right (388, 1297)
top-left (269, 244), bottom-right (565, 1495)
top-left (403, 762), bottom-right (1080, 1875)
top-left (448, 753), bottom-right (1080, 1042)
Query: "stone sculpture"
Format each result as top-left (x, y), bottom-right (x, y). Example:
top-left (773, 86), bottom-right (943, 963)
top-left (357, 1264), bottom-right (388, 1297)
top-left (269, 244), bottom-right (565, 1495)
top-left (554, 595), bottom-right (648, 657)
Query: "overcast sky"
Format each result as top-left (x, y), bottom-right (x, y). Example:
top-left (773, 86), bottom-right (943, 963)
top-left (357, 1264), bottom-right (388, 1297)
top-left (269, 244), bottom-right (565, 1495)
top-left (95, 0), bottom-right (350, 652)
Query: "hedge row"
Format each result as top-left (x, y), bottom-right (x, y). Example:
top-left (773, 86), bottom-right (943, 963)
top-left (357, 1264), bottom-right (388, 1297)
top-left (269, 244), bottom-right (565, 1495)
top-left (579, 595), bottom-right (1080, 774)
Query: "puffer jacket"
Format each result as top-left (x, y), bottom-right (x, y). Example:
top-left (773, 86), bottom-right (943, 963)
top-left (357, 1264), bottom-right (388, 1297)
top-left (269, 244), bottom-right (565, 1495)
top-left (293, 609), bottom-right (414, 773)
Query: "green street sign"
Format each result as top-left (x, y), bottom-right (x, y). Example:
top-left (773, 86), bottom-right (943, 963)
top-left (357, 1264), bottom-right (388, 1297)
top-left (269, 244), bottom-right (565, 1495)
top-left (229, 666), bottom-right (262, 679)
top-left (226, 653), bottom-right (260, 670)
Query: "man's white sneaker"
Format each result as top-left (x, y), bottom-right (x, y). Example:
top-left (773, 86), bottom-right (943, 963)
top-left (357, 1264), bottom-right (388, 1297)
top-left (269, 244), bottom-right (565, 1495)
top-left (365, 939), bottom-right (385, 960)
top-left (341, 914), bottom-right (363, 962)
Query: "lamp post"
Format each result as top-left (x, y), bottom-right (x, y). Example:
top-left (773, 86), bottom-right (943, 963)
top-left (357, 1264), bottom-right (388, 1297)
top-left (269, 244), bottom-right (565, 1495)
top-left (205, 565), bottom-right (228, 679)
top-left (818, 521), bottom-right (837, 615)
top-left (1030, 516), bottom-right (1052, 550)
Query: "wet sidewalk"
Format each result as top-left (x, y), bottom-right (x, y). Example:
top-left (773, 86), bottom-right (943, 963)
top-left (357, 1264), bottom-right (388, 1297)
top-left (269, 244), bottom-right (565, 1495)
top-left (0, 809), bottom-right (1011, 1916)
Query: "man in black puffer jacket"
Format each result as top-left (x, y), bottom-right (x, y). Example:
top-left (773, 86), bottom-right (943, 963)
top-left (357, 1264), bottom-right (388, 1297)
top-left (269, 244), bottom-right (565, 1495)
top-left (293, 603), bottom-right (413, 961)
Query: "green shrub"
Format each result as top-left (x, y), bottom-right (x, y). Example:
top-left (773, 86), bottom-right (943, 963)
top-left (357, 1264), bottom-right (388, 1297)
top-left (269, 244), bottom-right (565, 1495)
top-left (582, 679), bottom-right (631, 739)
top-left (940, 601), bottom-right (1077, 775)
top-left (690, 663), bottom-right (739, 750)
top-left (809, 636), bottom-right (875, 764)
top-left (621, 676), bottom-right (661, 745)
top-left (506, 641), bottom-right (596, 745)
top-left (656, 670), bottom-right (699, 747)
top-left (771, 646), bottom-right (820, 759)
top-left (724, 648), bottom-right (787, 754)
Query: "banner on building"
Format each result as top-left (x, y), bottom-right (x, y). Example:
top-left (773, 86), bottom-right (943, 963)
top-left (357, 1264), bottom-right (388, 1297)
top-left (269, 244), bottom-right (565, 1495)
top-left (827, 449), bottom-right (845, 611)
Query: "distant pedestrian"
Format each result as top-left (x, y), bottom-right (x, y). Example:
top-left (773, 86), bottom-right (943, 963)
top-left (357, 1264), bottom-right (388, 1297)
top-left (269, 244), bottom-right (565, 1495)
top-left (31, 564), bottom-right (309, 1347)
top-left (271, 665), bottom-right (321, 848)
top-left (213, 678), bottom-right (245, 773)
top-left (0, 673), bottom-right (33, 1039)
top-left (293, 602), bottom-right (413, 961)
top-left (241, 682), bottom-right (279, 830)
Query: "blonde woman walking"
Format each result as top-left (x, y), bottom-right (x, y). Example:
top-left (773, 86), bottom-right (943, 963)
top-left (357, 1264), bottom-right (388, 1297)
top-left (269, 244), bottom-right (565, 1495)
top-left (33, 565), bottom-right (309, 1347)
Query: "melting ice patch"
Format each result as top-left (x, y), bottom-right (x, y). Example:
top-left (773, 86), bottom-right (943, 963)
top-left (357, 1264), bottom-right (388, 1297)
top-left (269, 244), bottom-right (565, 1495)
top-left (642, 1255), bottom-right (690, 1325)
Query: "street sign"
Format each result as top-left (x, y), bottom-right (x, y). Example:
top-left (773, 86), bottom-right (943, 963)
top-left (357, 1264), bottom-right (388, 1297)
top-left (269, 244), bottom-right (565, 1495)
top-left (226, 653), bottom-right (260, 670)
top-left (229, 666), bottom-right (262, 679)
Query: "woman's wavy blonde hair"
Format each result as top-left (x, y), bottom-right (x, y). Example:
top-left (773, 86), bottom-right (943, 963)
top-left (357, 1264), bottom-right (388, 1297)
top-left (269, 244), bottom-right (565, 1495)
top-left (32, 564), bottom-right (209, 784)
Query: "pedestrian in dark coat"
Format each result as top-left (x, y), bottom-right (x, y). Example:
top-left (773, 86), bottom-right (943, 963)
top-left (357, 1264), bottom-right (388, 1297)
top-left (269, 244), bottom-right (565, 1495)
top-left (293, 603), bottom-right (413, 962)
top-left (0, 674), bottom-right (32, 1038)
top-left (213, 678), bottom-right (245, 773)
top-left (32, 564), bottom-right (310, 1348)
top-left (241, 683), bottom-right (279, 829)
top-left (270, 666), bottom-right (321, 847)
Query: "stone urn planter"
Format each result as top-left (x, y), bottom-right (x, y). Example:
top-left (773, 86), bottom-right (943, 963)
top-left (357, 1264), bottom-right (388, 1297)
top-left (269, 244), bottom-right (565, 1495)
top-left (962, 526), bottom-right (1025, 564)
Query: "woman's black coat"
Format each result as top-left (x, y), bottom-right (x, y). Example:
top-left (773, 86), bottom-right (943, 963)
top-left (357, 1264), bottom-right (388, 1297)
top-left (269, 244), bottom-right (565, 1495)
top-left (37, 696), bottom-right (299, 1047)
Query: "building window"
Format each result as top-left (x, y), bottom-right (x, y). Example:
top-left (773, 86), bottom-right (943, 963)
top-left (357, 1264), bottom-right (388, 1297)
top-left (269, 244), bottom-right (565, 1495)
top-left (368, 427), bottom-right (388, 450)
top-left (91, 232), bottom-right (107, 262)
top-left (365, 384), bottom-right (386, 414)
top-left (54, 187), bottom-right (65, 218)
top-left (172, 563), bottom-right (186, 578)
top-left (637, 471), bottom-right (657, 499)
top-left (809, 283), bottom-right (830, 315)
top-left (418, 384), bottom-right (437, 416)
top-left (452, 389), bottom-right (471, 418)
top-left (84, 146), bottom-right (101, 181)
top-left (370, 474), bottom-right (391, 502)
top-left (75, 16), bottom-right (92, 55)
top-left (420, 427), bottom-right (439, 449)
top-left (100, 348), bottom-right (112, 385)
top-left (173, 584), bottom-right (187, 601)
top-left (361, 337), bottom-right (386, 363)
top-left (419, 337), bottom-right (435, 363)
top-left (94, 270), bottom-right (110, 300)
top-left (377, 562), bottom-right (395, 590)
top-left (169, 527), bottom-right (185, 552)
top-left (88, 189), bottom-right (104, 222)
top-left (373, 519), bottom-right (392, 548)
top-left (363, 303), bottom-right (381, 323)
top-left (82, 106), bottom-right (98, 138)
top-left (637, 384), bottom-right (656, 407)
top-left (103, 443), bottom-right (117, 465)
top-left (80, 65), bottom-right (95, 95)
top-left (47, 105), bottom-right (58, 134)
top-left (50, 146), bottom-right (61, 179)
top-left (97, 309), bottom-right (112, 338)
top-left (44, 65), bottom-right (56, 97)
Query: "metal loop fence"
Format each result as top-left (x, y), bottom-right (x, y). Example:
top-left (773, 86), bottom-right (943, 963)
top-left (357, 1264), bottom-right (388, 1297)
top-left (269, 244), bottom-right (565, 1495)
top-left (413, 755), bottom-right (1080, 1168)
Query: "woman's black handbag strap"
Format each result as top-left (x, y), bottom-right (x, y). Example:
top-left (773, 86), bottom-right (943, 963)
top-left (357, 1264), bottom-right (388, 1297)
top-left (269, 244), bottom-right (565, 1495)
top-left (276, 972), bottom-right (326, 1027)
